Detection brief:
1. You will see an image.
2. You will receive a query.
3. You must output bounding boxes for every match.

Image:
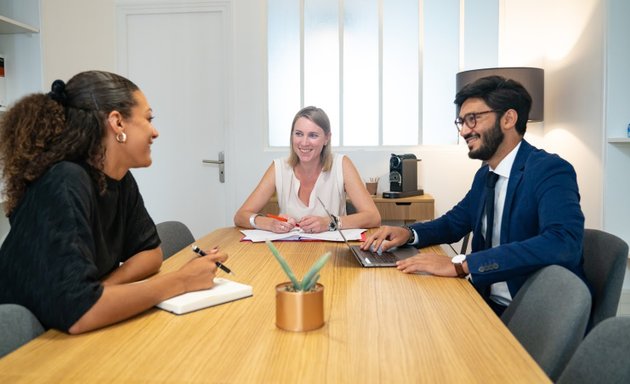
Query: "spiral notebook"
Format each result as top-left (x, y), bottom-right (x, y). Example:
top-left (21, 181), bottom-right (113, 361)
top-left (156, 278), bottom-right (253, 315)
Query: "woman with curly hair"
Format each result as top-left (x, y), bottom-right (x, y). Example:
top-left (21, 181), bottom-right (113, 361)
top-left (0, 71), bottom-right (227, 334)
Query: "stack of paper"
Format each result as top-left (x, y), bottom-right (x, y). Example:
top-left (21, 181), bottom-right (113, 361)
top-left (156, 278), bottom-right (253, 315)
top-left (240, 228), bottom-right (365, 243)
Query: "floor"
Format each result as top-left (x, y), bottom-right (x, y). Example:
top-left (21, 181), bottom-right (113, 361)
top-left (617, 290), bottom-right (630, 317)
top-left (616, 259), bottom-right (630, 317)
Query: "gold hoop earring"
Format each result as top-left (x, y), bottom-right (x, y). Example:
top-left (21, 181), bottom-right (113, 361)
top-left (116, 132), bottom-right (127, 143)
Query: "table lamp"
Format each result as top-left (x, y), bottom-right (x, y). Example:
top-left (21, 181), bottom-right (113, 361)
top-left (455, 67), bottom-right (544, 122)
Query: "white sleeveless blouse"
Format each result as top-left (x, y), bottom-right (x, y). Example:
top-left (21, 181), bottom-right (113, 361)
top-left (274, 153), bottom-right (347, 219)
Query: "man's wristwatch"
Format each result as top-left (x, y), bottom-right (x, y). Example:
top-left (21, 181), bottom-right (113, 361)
top-left (452, 254), bottom-right (467, 278)
top-left (405, 226), bottom-right (416, 244)
top-left (328, 214), bottom-right (339, 231)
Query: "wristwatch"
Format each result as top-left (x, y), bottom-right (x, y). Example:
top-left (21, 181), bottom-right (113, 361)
top-left (452, 254), bottom-right (467, 278)
top-left (405, 226), bottom-right (416, 244)
top-left (328, 214), bottom-right (339, 231)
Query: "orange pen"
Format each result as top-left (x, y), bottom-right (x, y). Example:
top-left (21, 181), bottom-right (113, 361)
top-left (266, 214), bottom-right (299, 227)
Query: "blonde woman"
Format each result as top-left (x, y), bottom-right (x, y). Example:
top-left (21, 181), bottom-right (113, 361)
top-left (234, 106), bottom-right (380, 233)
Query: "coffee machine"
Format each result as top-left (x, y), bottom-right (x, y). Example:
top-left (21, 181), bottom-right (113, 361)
top-left (382, 153), bottom-right (423, 198)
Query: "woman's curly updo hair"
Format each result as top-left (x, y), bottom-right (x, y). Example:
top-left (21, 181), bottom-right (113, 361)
top-left (0, 70), bottom-right (140, 216)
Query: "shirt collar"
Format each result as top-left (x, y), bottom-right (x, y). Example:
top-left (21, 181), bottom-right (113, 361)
top-left (489, 141), bottom-right (522, 179)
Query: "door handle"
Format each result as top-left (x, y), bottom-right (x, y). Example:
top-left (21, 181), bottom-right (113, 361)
top-left (202, 151), bottom-right (225, 183)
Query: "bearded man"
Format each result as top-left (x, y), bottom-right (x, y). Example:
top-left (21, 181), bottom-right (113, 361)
top-left (362, 75), bottom-right (586, 315)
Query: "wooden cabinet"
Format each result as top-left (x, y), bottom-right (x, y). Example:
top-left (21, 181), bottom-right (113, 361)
top-left (261, 194), bottom-right (434, 225)
top-left (372, 194), bottom-right (434, 224)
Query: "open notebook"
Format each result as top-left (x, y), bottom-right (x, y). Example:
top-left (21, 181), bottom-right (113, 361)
top-left (156, 278), bottom-right (253, 315)
top-left (240, 228), bottom-right (365, 242)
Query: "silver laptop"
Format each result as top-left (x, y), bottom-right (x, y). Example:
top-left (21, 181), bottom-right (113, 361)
top-left (342, 231), bottom-right (419, 267)
top-left (317, 197), bottom-right (419, 267)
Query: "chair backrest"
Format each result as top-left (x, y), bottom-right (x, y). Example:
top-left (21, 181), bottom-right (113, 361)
top-left (556, 316), bottom-right (630, 384)
top-left (346, 201), bottom-right (357, 215)
top-left (0, 304), bottom-right (45, 358)
top-left (156, 221), bottom-right (195, 259)
top-left (501, 265), bottom-right (591, 381)
top-left (460, 232), bottom-right (471, 254)
top-left (582, 228), bottom-right (628, 331)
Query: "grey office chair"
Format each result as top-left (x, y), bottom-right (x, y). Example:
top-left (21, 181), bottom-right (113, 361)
top-left (501, 265), bottom-right (591, 381)
top-left (346, 201), bottom-right (357, 215)
top-left (156, 221), bottom-right (195, 259)
top-left (582, 228), bottom-right (628, 332)
top-left (556, 316), bottom-right (630, 384)
top-left (459, 232), bottom-right (471, 254)
top-left (0, 304), bottom-right (45, 358)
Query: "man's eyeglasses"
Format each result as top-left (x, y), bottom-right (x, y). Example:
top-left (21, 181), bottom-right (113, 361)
top-left (454, 110), bottom-right (502, 132)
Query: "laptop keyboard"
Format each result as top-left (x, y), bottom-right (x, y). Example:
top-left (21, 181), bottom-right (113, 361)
top-left (353, 247), bottom-right (398, 264)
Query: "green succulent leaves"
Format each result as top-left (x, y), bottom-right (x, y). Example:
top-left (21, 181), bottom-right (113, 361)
top-left (266, 240), bottom-right (331, 291)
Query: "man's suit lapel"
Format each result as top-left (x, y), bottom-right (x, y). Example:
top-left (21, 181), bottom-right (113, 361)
top-left (500, 140), bottom-right (533, 244)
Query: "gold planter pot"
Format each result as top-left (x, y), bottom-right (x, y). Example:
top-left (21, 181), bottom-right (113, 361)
top-left (275, 282), bottom-right (324, 332)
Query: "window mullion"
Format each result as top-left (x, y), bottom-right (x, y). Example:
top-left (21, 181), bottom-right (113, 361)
top-left (339, 0), bottom-right (344, 146)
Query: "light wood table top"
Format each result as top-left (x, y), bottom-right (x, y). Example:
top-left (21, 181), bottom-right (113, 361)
top-left (0, 227), bottom-right (549, 383)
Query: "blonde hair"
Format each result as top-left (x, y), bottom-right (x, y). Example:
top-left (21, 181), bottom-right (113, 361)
top-left (287, 106), bottom-right (332, 172)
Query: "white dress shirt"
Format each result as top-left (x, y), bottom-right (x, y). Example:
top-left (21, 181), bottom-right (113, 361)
top-left (409, 142), bottom-right (522, 306)
top-left (485, 141), bottom-right (522, 306)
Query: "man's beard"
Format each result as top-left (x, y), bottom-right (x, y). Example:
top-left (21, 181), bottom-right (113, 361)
top-left (467, 119), bottom-right (504, 161)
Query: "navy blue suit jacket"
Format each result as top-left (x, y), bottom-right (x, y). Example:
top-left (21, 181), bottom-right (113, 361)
top-left (410, 140), bottom-right (585, 297)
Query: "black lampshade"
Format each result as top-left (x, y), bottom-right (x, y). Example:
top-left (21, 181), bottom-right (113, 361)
top-left (455, 67), bottom-right (544, 122)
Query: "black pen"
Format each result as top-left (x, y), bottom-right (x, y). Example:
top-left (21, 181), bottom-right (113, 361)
top-left (191, 245), bottom-right (234, 275)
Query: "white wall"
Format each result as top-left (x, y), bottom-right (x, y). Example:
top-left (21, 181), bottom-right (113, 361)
top-left (40, 0), bottom-right (117, 83)
top-left (228, 0), bottom-right (607, 228)
top-left (604, 0), bottom-right (630, 245)
top-left (499, 0), bottom-right (604, 230)
top-left (604, 0), bottom-right (630, 291)
top-left (34, 0), bottom-right (607, 231)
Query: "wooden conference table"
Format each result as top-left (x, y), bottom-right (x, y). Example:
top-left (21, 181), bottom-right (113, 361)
top-left (0, 227), bottom-right (549, 383)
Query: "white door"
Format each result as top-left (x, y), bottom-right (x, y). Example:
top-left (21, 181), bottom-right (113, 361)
top-left (117, 4), bottom-right (231, 238)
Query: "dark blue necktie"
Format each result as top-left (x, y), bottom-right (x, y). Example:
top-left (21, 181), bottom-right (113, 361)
top-left (484, 171), bottom-right (499, 249)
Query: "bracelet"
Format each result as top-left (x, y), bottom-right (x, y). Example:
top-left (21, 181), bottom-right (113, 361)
top-left (338, 216), bottom-right (342, 230)
top-left (249, 213), bottom-right (262, 229)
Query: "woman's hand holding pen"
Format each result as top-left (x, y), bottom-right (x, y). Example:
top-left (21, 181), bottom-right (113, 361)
top-left (266, 214), bottom-right (298, 233)
top-left (202, 246), bottom-right (228, 264)
top-left (297, 215), bottom-right (328, 233)
top-left (176, 247), bottom-right (229, 292)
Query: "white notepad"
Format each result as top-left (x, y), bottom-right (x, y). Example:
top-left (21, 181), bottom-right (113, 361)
top-left (240, 228), bottom-right (365, 242)
top-left (156, 278), bottom-right (253, 315)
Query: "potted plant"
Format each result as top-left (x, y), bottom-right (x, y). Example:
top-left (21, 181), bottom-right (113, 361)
top-left (266, 240), bottom-right (331, 331)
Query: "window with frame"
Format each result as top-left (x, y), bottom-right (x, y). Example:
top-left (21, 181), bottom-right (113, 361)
top-left (267, 0), bottom-right (421, 147)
